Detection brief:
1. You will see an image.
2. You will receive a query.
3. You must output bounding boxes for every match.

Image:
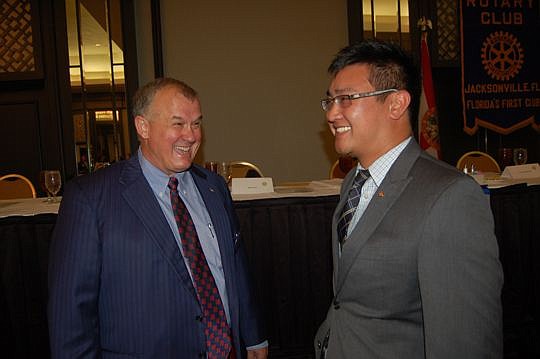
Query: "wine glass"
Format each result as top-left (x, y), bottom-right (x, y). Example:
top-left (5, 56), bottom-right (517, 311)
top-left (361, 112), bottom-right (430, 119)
top-left (39, 170), bottom-right (52, 202)
top-left (219, 162), bottom-right (231, 184)
top-left (498, 148), bottom-right (513, 169)
top-left (45, 170), bottom-right (62, 203)
top-left (205, 161), bottom-right (219, 173)
top-left (513, 148), bottom-right (528, 165)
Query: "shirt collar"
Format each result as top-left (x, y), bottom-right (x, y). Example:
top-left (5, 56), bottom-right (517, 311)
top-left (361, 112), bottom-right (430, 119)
top-left (138, 147), bottom-right (190, 194)
top-left (356, 136), bottom-right (412, 187)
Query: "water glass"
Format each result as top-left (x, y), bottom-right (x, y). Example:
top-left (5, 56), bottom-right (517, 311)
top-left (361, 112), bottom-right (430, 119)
top-left (218, 162), bottom-right (231, 184)
top-left (39, 170), bottom-right (52, 202)
top-left (205, 161), bottom-right (219, 174)
top-left (45, 170), bottom-right (62, 203)
top-left (513, 148), bottom-right (528, 165)
top-left (498, 148), bottom-right (513, 169)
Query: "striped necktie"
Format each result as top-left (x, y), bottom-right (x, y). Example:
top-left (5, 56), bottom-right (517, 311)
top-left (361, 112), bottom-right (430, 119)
top-left (337, 169), bottom-right (371, 245)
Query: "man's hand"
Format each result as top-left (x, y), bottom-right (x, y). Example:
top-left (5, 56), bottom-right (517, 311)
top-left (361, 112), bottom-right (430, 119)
top-left (247, 347), bottom-right (268, 359)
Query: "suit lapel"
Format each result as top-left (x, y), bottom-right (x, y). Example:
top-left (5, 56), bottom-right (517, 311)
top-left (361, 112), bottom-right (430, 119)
top-left (190, 167), bottom-right (238, 315)
top-left (190, 168), bottom-right (234, 274)
top-left (119, 156), bottom-right (197, 299)
top-left (189, 167), bottom-right (222, 228)
top-left (335, 141), bottom-right (422, 292)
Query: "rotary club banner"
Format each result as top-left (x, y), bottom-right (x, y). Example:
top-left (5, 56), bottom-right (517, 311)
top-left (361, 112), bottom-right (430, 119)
top-left (460, 0), bottom-right (540, 134)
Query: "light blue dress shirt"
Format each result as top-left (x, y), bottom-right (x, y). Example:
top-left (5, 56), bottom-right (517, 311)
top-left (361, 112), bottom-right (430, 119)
top-left (138, 150), bottom-right (231, 323)
top-left (138, 149), bottom-right (268, 351)
top-left (340, 137), bottom-right (412, 256)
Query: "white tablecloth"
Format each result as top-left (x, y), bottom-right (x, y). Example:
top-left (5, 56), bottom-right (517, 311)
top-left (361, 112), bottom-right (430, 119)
top-left (0, 180), bottom-right (343, 217)
top-left (0, 197), bottom-right (61, 218)
top-left (3, 174), bottom-right (540, 217)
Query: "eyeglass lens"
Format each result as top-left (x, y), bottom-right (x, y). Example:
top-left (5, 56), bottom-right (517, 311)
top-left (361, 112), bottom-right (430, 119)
top-left (321, 89), bottom-right (397, 111)
top-left (322, 95), bottom-right (351, 111)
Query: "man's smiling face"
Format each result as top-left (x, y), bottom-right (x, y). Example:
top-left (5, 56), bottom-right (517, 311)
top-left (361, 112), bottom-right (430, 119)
top-left (326, 63), bottom-right (392, 166)
top-left (137, 85), bottom-right (202, 175)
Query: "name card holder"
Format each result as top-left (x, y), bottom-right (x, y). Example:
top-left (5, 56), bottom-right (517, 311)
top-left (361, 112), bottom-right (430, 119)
top-left (231, 177), bottom-right (274, 195)
top-left (501, 163), bottom-right (540, 179)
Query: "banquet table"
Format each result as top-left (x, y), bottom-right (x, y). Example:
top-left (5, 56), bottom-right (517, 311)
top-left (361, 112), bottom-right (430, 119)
top-left (1, 180), bottom-right (539, 358)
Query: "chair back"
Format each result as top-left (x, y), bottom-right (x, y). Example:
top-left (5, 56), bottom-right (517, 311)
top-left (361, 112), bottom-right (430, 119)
top-left (329, 157), bottom-right (358, 179)
top-left (0, 174), bottom-right (37, 199)
top-left (456, 151), bottom-right (501, 173)
top-left (229, 161), bottom-right (264, 178)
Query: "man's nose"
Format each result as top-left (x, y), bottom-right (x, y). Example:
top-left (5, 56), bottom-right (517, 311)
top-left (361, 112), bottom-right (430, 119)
top-left (181, 126), bottom-right (197, 141)
top-left (326, 102), bottom-right (342, 122)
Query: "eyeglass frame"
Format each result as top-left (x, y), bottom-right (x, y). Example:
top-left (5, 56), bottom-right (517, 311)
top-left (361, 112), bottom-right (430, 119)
top-left (320, 88), bottom-right (398, 111)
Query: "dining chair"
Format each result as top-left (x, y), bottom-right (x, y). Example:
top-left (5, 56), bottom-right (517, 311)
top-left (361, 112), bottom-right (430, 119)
top-left (329, 157), bottom-right (358, 179)
top-left (229, 161), bottom-right (264, 178)
top-left (0, 174), bottom-right (37, 199)
top-left (456, 151), bottom-right (501, 173)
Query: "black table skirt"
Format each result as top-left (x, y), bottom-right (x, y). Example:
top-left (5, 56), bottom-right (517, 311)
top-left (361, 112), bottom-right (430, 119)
top-left (235, 196), bottom-right (337, 358)
top-left (0, 214), bottom-right (55, 358)
top-left (1, 187), bottom-right (539, 358)
top-left (490, 185), bottom-right (540, 357)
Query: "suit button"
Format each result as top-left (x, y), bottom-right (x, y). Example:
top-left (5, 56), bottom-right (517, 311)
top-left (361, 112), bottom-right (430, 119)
top-left (195, 315), bottom-right (203, 321)
top-left (199, 352), bottom-right (205, 358)
top-left (333, 299), bottom-right (340, 309)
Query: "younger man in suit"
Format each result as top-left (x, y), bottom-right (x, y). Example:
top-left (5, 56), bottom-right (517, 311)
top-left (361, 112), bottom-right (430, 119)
top-left (48, 78), bottom-right (267, 358)
top-left (314, 40), bottom-right (503, 358)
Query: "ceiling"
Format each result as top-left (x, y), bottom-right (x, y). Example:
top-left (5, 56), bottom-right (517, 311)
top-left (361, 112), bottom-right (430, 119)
top-left (64, 0), bottom-right (409, 85)
top-left (65, 0), bottom-right (124, 86)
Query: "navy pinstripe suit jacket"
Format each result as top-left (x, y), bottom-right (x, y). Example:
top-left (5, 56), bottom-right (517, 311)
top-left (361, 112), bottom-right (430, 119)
top-left (48, 154), bottom-right (264, 358)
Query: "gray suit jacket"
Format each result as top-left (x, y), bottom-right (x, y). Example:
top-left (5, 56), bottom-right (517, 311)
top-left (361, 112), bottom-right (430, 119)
top-left (315, 140), bottom-right (503, 358)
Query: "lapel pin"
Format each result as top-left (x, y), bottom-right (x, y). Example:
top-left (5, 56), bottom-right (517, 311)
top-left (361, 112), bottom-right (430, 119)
top-left (209, 187), bottom-right (215, 192)
top-left (378, 191), bottom-right (384, 197)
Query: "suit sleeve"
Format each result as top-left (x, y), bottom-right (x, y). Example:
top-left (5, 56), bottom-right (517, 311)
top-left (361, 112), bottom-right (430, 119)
top-left (418, 177), bottom-right (503, 359)
top-left (48, 180), bottom-right (101, 358)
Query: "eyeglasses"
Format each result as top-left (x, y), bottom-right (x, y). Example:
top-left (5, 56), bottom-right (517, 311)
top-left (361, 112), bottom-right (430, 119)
top-left (320, 89), bottom-right (398, 111)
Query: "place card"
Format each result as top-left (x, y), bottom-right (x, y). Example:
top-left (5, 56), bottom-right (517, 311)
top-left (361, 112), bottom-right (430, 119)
top-left (231, 177), bottom-right (274, 194)
top-left (501, 163), bottom-right (540, 179)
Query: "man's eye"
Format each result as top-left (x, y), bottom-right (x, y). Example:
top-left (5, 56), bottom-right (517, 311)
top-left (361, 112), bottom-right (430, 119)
top-left (335, 95), bottom-right (348, 104)
top-left (192, 121), bottom-right (201, 129)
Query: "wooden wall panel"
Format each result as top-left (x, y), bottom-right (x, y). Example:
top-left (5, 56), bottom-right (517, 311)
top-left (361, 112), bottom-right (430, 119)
top-left (0, 102), bottom-right (42, 189)
top-left (0, 0), bottom-right (77, 192)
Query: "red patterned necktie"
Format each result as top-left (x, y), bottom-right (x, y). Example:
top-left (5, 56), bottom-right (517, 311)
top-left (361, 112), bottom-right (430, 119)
top-left (168, 177), bottom-right (233, 358)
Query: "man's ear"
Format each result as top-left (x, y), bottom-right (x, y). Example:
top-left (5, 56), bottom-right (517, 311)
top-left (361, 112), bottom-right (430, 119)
top-left (135, 115), bottom-right (149, 139)
top-left (389, 90), bottom-right (411, 120)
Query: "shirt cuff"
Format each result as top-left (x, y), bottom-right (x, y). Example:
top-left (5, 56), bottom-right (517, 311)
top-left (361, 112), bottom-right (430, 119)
top-left (246, 340), bottom-right (268, 350)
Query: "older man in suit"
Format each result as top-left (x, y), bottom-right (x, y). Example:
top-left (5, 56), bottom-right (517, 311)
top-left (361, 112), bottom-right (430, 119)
top-left (48, 78), bottom-right (267, 358)
top-left (314, 40), bottom-right (503, 358)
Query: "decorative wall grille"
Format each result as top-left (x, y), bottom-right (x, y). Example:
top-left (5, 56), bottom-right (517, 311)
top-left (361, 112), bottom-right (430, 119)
top-left (0, 0), bottom-right (35, 73)
top-left (436, 0), bottom-right (459, 63)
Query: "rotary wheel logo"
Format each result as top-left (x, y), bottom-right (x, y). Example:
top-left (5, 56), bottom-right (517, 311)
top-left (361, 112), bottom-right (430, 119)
top-left (481, 31), bottom-right (524, 81)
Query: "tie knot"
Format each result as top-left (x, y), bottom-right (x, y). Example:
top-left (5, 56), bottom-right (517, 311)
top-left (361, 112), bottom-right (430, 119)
top-left (168, 176), bottom-right (179, 191)
top-left (355, 169), bottom-right (370, 183)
